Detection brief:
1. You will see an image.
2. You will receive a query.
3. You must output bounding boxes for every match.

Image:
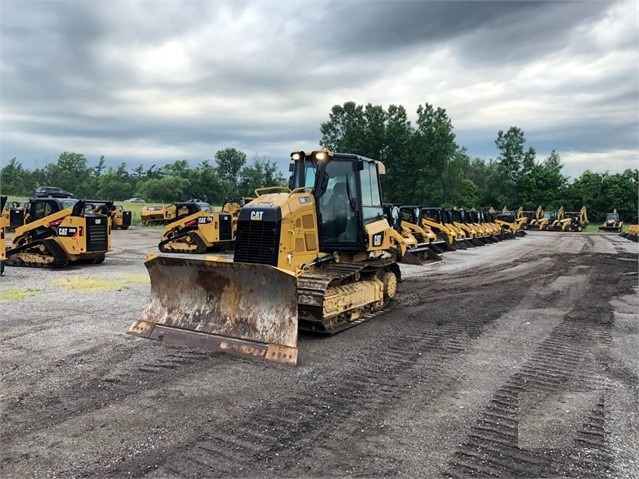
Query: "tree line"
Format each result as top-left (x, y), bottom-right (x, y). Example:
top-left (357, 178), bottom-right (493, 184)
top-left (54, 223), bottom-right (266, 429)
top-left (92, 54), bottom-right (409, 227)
top-left (1, 101), bottom-right (637, 221)
top-left (1, 148), bottom-right (285, 206)
top-left (320, 102), bottom-right (637, 222)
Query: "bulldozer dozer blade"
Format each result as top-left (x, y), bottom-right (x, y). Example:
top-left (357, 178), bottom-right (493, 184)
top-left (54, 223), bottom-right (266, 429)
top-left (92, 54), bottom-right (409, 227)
top-left (128, 255), bottom-right (299, 365)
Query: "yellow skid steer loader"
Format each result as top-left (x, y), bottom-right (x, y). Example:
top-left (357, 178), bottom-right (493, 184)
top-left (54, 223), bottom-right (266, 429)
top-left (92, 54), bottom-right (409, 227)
top-left (157, 199), bottom-right (243, 253)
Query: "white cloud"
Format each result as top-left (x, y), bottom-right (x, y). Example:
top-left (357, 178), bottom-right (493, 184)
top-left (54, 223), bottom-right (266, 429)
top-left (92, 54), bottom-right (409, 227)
top-left (0, 0), bottom-right (636, 179)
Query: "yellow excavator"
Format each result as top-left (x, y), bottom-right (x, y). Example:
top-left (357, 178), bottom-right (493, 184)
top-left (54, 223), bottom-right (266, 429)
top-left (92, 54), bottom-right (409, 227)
top-left (128, 150), bottom-right (403, 365)
top-left (6, 198), bottom-right (111, 268)
top-left (524, 206), bottom-right (544, 230)
top-left (551, 206), bottom-right (588, 232)
top-left (157, 199), bottom-right (245, 253)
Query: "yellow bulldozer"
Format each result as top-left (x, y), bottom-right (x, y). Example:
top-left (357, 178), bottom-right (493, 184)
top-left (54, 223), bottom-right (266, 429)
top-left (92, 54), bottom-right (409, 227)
top-left (157, 198), bottom-right (245, 253)
top-left (128, 150), bottom-right (403, 365)
top-left (6, 198), bottom-right (111, 268)
top-left (599, 209), bottom-right (623, 232)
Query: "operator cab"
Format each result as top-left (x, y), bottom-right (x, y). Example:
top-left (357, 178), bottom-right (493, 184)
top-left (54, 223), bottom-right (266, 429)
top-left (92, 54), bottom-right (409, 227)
top-left (289, 150), bottom-right (385, 252)
top-left (27, 198), bottom-right (79, 223)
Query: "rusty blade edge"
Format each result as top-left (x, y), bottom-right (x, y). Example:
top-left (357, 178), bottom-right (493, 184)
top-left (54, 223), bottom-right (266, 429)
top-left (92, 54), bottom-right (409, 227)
top-left (127, 320), bottom-right (298, 366)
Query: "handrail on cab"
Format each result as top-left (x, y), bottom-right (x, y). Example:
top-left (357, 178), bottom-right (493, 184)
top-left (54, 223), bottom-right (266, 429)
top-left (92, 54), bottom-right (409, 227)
top-left (253, 186), bottom-right (314, 198)
top-left (254, 186), bottom-right (291, 197)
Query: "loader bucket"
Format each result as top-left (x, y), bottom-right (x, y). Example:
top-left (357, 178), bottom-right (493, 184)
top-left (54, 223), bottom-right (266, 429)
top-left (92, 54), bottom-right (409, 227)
top-left (128, 254), bottom-right (299, 365)
top-left (401, 244), bottom-right (443, 265)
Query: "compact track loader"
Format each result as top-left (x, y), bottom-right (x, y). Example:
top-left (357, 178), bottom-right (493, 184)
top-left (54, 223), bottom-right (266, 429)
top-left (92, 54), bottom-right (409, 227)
top-left (141, 205), bottom-right (166, 226)
top-left (141, 200), bottom-right (212, 226)
top-left (451, 209), bottom-right (485, 246)
top-left (468, 210), bottom-right (500, 242)
top-left (383, 205), bottom-right (443, 264)
top-left (490, 208), bottom-right (525, 237)
top-left (419, 207), bottom-right (463, 250)
top-left (157, 199), bottom-right (243, 253)
top-left (6, 198), bottom-right (111, 268)
top-left (86, 200), bottom-right (132, 230)
top-left (129, 150), bottom-right (403, 365)
top-left (2, 200), bottom-right (27, 229)
top-left (599, 209), bottom-right (623, 232)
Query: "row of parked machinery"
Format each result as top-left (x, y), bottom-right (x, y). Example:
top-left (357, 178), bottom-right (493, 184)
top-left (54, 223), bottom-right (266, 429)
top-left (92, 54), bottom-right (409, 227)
top-left (127, 150), bottom-right (527, 366)
top-left (1, 195), bottom-right (112, 269)
top-left (519, 205), bottom-right (589, 232)
top-left (2, 151), bottom-right (635, 365)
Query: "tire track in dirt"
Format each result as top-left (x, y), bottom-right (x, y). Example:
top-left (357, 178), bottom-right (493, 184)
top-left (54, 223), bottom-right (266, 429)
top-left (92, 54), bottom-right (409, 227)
top-left (98, 256), bottom-right (551, 478)
top-left (0, 344), bottom-right (224, 443)
top-left (445, 252), bottom-right (636, 478)
top-left (2, 239), bottom-right (636, 478)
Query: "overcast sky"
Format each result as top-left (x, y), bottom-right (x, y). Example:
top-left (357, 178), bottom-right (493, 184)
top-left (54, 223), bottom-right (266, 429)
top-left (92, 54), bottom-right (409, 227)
top-left (1, 0), bottom-right (637, 181)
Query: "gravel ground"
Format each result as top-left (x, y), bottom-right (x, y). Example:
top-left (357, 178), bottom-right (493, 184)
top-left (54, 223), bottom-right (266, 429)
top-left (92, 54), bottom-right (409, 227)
top-left (1, 228), bottom-right (637, 479)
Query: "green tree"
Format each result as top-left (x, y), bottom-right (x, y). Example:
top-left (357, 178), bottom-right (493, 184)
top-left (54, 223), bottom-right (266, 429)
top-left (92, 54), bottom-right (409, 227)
top-left (189, 160), bottom-right (221, 204)
top-left (238, 155), bottom-right (286, 197)
top-left (162, 160), bottom-right (191, 179)
top-left (43, 152), bottom-right (93, 197)
top-left (137, 176), bottom-right (191, 202)
top-left (490, 127), bottom-right (537, 208)
top-left (380, 104), bottom-right (414, 204)
top-left (1, 158), bottom-right (29, 195)
top-left (466, 158), bottom-right (493, 208)
top-left (94, 155), bottom-right (106, 178)
top-left (413, 103), bottom-right (458, 204)
top-left (440, 149), bottom-right (475, 207)
top-left (215, 148), bottom-right (247, 199)
top-left (518, 150), bottom-right (567, 210)
top-left (96, 167), bottom-right (134, 200)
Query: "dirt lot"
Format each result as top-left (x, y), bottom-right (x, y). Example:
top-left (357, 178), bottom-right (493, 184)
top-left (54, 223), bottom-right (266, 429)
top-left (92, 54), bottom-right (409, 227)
top-left (1, 229), bottom-right (637, 479)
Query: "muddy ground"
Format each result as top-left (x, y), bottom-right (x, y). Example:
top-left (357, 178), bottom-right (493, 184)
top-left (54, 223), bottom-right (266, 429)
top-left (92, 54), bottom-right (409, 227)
top-left (1, 229), bottom-right (637, 479)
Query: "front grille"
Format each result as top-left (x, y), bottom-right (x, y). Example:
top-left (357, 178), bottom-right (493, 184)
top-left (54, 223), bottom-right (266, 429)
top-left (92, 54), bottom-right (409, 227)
top-left (219, 213), bottom-right (233, 240)
top-left (233, 220), bottom-right (280, 265)
top-left (86, 216), bottom-right (108, 251)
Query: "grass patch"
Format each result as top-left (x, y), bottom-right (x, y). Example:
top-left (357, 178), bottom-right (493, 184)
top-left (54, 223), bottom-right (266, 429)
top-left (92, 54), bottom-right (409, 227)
top-left (54, 273), bottom-right (149, 292)
top-left (0, 289), bottom-right (38, 301)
